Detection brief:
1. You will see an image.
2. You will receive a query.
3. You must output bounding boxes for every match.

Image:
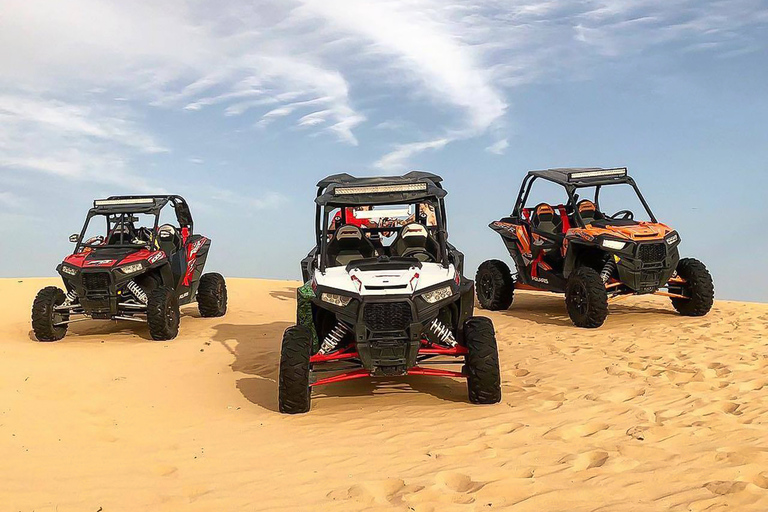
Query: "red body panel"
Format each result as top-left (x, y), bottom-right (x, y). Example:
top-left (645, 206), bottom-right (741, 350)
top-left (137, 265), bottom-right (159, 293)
top-left (63, 248), bottom-right (165, 268)
top-left (182, 237), bottom-right (208, 286)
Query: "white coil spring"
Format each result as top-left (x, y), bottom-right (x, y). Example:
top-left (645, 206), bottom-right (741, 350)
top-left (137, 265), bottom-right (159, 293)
top-left (318, 322), bottom-right (351, 355)
top-left (600, 259), bottom-right (617, 283)
top-left (63, 289), bottom-right (78, 306)
top-left (428, 318), bottom-right (457, 347)
top-left (126, 280), bottom-right (148, 304)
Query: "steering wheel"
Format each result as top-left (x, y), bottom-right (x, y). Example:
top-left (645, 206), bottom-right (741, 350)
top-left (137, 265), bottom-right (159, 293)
top-left (401, 247), bottom-right (433, 262)
top-left (83, 235), bottom-right (105, 247)
top-left (609, 209), bottom-right (634, 220)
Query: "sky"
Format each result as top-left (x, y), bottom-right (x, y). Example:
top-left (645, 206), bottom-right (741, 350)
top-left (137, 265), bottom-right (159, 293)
top-left (1, 0), bottom-right (767, 302)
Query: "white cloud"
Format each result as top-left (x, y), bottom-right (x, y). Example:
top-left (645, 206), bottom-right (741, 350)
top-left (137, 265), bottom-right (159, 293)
top-left (0, 192), bottom-right (25, 209)
top-left (374, 138), bottom-right (451, 171)
top-left (292, 0), bottom-right (508, 135)
top-left (0, 95), bottom-right (166, 154)
top-left (0, 94), bottom-right (166, 192)
top-left (485, 138), bottom-right (509, 155)
top-left (0, 0), bottom-right (766, 174)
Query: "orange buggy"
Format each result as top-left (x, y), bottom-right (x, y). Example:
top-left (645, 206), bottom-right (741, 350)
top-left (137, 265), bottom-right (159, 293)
top-left (476, 168), bottom-right (714, 328)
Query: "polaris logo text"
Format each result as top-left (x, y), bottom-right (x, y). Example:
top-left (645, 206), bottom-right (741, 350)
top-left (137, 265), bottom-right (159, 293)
top-left (532, 276), bottom-right (549, 284)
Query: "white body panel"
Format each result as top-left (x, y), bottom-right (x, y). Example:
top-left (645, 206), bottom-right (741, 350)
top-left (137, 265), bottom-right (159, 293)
top-left (315, 262), bottom-right (456, 296)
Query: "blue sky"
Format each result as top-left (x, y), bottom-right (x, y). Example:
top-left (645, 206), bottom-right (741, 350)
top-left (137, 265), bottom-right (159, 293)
top-left (1, 0), bottom-right (767, 301)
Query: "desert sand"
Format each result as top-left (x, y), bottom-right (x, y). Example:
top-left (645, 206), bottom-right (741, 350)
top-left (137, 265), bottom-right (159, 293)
top-left (1, 277), bottom-right (767, 511)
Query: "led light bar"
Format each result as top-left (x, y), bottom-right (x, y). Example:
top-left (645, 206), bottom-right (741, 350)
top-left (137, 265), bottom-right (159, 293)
top-left (568, 168), bottom-right (627, 181)
top-left (94, 198), bottom-right (156, 207)
top-left (335, 183), bottom-right (428, 195)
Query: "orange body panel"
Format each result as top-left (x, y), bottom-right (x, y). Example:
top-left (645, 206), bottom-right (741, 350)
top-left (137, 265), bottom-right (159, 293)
top-left (568, 221), bottom-right (672, 242)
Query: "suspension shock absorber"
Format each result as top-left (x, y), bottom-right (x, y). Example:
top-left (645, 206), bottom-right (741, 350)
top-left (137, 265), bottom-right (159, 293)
top-left (427, 318), bottom-right (457, 347)
top-left (126, 280), bottom-right (148, 304)
top-left (63, 289), bottom-right (78, 306)
top-left (318, 321), bottom-right (351, 355)
top-left (600, 257), bottom-right (617, 283)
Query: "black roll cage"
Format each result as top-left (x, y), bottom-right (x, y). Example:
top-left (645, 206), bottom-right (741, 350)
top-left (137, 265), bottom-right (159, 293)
top-left (74, 195), bottom-right (193, 253)
top-left (314, 174), bottom-right (450, 273)
top-left (511, 171), bottom-right (657, 228)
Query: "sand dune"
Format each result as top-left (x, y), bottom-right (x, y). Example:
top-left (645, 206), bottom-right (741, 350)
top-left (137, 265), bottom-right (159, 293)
top-left (1, 277), bottom-right (767, 511)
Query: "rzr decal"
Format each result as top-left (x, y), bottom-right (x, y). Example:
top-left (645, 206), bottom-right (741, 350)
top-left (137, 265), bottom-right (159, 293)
top-left (85, 259), bottom-right (115, 266)
top-left (189, 238), bottom-right (206, 258)
top-left (148, 252), bottom-right (164, 264)
top-left (182, 237), bottom-right (208, 286)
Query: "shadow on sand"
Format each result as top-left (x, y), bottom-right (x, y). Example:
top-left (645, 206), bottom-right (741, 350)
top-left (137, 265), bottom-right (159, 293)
top-left (210, 320), bottom-right (469, 412)
top-left (498, 292), bottom-right (678, 327)
top-left (27, 304), bottom-right (202, 342)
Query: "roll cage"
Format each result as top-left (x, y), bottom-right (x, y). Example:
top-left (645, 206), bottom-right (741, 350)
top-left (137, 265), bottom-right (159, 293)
top-left (314, 172), bottom-right (451, 272)
top-left (511, 168), bottom-right (657, 228)
top-left (74, 195), bottom-right (193, 253)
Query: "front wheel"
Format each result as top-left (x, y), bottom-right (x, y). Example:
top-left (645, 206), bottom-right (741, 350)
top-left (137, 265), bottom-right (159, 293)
top-left (670, 258), bottom-right (714, 316)
top-left (147, 287), bottom-right (180, 341)
top-left (31, 286), bottom-right (69, 341)
top-left (197, 273), bottom-right (227, 317)
top-left (565, 267), bottom-right (608, 328)
top-left (475, 260), bottom-right (515, 310)
top-left (464, 317), bottom-right (502, 404)
top-left (279, 326), bottom-right (312, 414)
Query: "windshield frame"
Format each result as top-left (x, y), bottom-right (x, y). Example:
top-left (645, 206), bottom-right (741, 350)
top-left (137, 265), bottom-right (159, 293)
top-left (513, 175), bottom-right (657, 228)
top-left (316, 197), bottom-right (449, 272)
top-left (75, 210), bottom-right (161, 252)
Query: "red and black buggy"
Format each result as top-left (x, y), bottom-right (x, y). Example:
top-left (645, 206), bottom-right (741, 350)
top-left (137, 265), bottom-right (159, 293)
top-left (32, 195), bottom-right (227, 341)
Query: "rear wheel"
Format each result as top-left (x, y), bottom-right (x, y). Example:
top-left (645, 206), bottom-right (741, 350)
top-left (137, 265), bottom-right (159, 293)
top-left (565, 267), bottom-right (608, 328)
top-left (475, 260), bottom-right (514, 310)
top-left (31, 286), bottom-right (69, 341)
top-left (197, 273), bottom-right (227, 317)
top-left (670, 258), bottom-right (714, 316)
top-left (464, 317), bottom-right (502, 404)
top-left (279, 326), bottom-right (312, 414)
top-left (147, 287), bottom-right (180, 341)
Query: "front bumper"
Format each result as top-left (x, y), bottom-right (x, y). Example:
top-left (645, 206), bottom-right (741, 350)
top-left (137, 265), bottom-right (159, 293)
top-left (58, 267), bottom-right (135, 318)
top-left (311, 279), bottom-right (474, 373)
top-left (616, 242), bottom-right (680, 293)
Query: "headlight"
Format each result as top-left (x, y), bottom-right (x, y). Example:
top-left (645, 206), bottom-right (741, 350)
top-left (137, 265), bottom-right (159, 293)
top-left (321, 292), bottom-right (352, 307)
top-left (601, 239), bottom-right (627, 251)
top-left (118, 263), bottom-right (144, 274)
top-left (421, 285), bottom-right (453, 304)
top-left (666, 233), bottom-right (679, 245)
top-left (61, 265), bottom-right (78, 276)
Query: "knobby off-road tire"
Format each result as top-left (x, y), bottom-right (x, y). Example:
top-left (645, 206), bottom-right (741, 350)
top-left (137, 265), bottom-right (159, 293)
top-left (670, 258), bottom-right (714, 316)
top-left (147, 287), bottom-right (180, 341)
top-left (279, 326), bottom-right (312, 414)
top-left (197, 272), bottom-right (227, 317)
top-left (464, 317), bottom-right (502, 404)
top-left (31, 286), bottom-right (69, 341)
top-left (475, 260), bottom-right (515, 311)
top-left (565, 267), bottom-right (609, 328)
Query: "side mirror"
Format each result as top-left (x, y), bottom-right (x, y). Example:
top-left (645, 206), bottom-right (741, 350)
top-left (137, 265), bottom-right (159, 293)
top-left (69, 234), bottom-right (80, 243)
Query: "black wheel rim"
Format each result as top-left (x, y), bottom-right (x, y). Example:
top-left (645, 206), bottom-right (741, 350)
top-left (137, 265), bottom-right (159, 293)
top-left (569, 283), bottom-right (588, 316)
top-left (166, 301), bottom-right (176, 325)
top-left (52, 308), bottom-right (65, 327)
top-left (480, 273), bottom-right (494, 301)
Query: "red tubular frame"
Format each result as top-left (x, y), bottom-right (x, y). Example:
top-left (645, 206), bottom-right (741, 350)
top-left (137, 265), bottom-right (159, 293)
top-left (310, 350), bottom-right (359, 363)
top-left (309, 342), bottom-right (468, 388)
top-left (311, 369), bottom-right (369, 387)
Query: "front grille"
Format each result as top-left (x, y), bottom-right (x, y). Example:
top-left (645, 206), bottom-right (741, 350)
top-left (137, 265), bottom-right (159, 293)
top-left (363, 302), bottom-right (412, 331)
top-left (638, 243), bottom-right (665, 264)
top-left (83, 272), bottom-right (111, 292)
